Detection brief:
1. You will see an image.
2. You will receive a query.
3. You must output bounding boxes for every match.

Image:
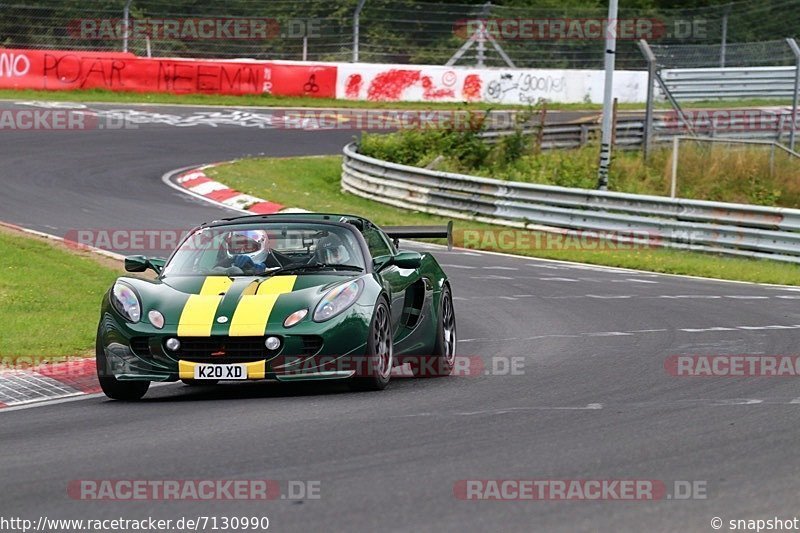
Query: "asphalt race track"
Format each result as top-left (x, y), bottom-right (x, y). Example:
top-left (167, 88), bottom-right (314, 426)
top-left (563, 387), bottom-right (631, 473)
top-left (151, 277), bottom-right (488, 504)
top-left (2, 101), bottom-right (800, 532)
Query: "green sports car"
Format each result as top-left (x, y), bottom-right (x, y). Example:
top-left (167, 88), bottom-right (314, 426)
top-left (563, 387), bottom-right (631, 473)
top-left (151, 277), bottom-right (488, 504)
top-left (96, 213), bottom-right (457, 400)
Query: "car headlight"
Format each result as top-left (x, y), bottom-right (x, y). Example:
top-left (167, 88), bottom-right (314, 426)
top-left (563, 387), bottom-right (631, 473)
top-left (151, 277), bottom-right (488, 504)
top-left (313, 279), bottom-right (364, 322)
top-left (111, 282), bottom-right (141, 323)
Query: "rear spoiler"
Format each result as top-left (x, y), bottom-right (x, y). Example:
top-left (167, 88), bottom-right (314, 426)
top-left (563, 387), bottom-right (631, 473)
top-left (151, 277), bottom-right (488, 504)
top-left (382, 221), bottom-right (453, 250)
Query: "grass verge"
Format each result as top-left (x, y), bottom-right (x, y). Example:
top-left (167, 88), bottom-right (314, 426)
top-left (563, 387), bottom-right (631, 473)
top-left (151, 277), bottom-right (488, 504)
top-left (0, 228), bottom-right (122, 359)
top-left (0, 88), bottom-right (523, 110)
top-left (0, 88), bottom-right (792, 111)
top-left (208, 155), bottom-right (800, 286)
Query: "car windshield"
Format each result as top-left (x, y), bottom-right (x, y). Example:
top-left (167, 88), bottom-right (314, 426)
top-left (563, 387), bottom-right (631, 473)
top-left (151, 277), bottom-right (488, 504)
top-left (161, 223), bottom-right (365, 277)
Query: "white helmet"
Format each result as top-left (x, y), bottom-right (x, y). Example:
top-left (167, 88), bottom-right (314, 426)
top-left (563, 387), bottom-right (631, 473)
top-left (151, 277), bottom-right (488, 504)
top-left (223, 229), bottom-right (270, 264)
top-left (316, 233), bottom-right (350, 264)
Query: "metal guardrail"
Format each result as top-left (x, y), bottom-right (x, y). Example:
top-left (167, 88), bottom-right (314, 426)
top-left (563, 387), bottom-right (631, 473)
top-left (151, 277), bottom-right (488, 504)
top-left (661, 67), bottom-right (797, 100)
top-left (486, 115), bottom-right (798, 150)
top-left (342, 142), bottom-right (800, 263)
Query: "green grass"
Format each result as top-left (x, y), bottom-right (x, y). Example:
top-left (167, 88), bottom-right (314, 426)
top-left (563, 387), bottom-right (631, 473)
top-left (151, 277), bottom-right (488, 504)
top-left (0, 87), bottom-right (792, 112)
top-left (0, 231), bottom-right (121, 359)
top-left (0, 88), bottom-right (522, 110)
top-left (208, 155), bottom-right (800, 286)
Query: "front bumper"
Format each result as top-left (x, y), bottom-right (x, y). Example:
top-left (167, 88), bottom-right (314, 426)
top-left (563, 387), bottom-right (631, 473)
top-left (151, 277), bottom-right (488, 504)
top-left (98, 304), bottom-right (372, 382)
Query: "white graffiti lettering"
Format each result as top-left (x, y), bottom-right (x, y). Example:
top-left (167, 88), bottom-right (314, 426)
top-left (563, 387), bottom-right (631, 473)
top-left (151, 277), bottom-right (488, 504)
top-left (0, 53), bottom-right (31, 78)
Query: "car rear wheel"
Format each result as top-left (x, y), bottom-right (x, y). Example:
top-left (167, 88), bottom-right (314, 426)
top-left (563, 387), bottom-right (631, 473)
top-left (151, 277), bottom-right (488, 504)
top-left (349, 298), bottom-right (392, 391)
top-left (412, 284), bottom-right (456, 378)
top-left (96, 332), bottom-right (150, 401)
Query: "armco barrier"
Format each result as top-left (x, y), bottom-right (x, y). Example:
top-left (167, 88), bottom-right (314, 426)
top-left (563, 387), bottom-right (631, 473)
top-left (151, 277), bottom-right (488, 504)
top-left (0, 48), bottom-right (336, 97)
top-left (661, 67), bottom-right (797, 100)
top-left (342, 142), bottom-right (800, 263)
top-left (485, 116), bottom-right (797, 149)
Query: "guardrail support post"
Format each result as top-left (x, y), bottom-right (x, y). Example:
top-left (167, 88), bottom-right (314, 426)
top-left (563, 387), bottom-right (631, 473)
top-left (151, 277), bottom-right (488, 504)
top-left (786, 38), bottom-right (800, 151)
top-left (638, 40), bottom-right (656, 162)
top-left (770, 144), bottom-right (776, 178)
top-left (670, 137), bottom-right (679, 198)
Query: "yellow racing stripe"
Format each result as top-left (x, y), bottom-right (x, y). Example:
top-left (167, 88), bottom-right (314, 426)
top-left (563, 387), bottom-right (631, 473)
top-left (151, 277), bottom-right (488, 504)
top-left (199, 276), bottom-right (234, 296)
top-left (177, 277), bottom-right (233, 337)
top-left (257, 275), bottom-right (298, 295)
top-left (229, 275), bottom-right (297, 337)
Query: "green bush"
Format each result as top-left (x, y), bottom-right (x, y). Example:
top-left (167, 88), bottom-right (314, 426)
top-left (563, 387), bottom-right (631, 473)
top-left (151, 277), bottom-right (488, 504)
top-left (358, 126), bottom-right (800, 208)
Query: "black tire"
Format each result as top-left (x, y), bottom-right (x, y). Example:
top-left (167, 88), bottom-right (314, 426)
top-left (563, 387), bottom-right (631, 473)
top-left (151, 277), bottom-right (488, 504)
top-left (411, 284), bottom-right (457, 378)
top-left (349, 297), bottom-right (393, 391)
top-left (96, 331), bottom-right (150, 401)
top-left (181, 379), bottom-right (219, 386)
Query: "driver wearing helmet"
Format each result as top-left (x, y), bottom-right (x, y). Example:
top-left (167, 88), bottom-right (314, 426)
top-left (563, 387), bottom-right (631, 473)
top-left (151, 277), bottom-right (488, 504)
top-left (219, 229), bottom-right (281, 274)
top-left (315, 233), bottom-right (351, 265)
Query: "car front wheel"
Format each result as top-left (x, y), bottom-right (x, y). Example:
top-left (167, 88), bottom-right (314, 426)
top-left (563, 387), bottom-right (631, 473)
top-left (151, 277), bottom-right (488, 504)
top-left (96, 332), bottom-right (150, 401)
top-left (349, 298), bottom-right (393, 391)
top-left (412, 284), bottom-right (456, 378)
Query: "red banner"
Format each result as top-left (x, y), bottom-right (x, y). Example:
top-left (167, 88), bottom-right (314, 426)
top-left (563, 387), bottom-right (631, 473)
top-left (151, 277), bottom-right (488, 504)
top-left (262, 63), bottom-right (336, 97)
top-left (0, 49), bottom-right (336, 98)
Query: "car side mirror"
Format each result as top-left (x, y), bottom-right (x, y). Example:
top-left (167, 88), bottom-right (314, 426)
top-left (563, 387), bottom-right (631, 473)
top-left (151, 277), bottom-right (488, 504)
top-left (125, 255), bottom-right (165, 274)
top-left (393, 251), bottom-right (422, 269)
top-left (372, 254), bottom-right (393, 271)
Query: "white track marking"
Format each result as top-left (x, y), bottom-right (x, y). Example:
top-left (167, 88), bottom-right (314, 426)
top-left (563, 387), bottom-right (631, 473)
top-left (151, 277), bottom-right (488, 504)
top-left (398, 404), bottom-right (604, 418)
top-left (440, 264), bottom-right (477, 269)
top-left (461, 323), bottom-right (800, 343)
top-left (660, 295), bottom-right (722, 299)
top-left (0, 392), bottom-right (106, 412)
top-left (0, 383), bottom-right (176, 413)
top-left (680, 327), bottom-right (739, 332)
top-left (525, 263), bottom-right (564, 269)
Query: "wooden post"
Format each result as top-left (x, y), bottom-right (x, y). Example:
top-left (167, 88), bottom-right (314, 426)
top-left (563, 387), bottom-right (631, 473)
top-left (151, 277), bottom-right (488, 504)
top-left (536, 102), bottom-right (547, 153)
top-left (611, 97), bottom-right (619, 148)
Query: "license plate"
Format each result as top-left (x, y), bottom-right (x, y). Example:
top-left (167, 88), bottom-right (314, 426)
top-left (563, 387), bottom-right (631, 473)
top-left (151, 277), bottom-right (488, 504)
top-left (193, 363), bottom-right (247, 380)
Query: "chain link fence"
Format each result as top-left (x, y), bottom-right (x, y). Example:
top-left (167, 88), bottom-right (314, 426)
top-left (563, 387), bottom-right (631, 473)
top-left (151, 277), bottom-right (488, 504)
top-left (2, 0), bottom-right (800, 68)
top-left (649, 40), bottom-right (797, 69)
